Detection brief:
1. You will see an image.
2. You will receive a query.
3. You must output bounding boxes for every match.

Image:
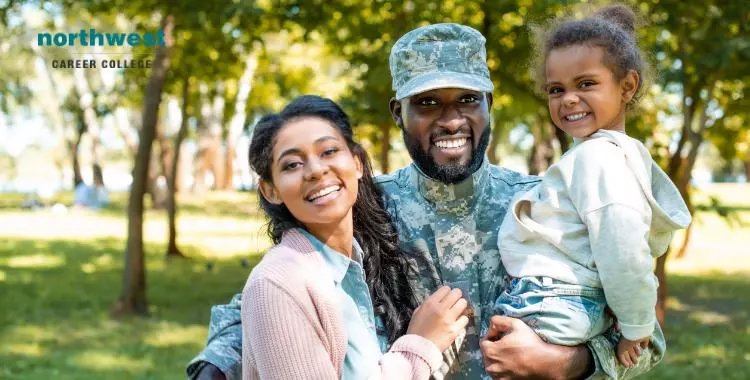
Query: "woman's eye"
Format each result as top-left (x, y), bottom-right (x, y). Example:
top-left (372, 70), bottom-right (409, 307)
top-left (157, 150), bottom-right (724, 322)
top-left (322, 147), bottom-right (339, 156)
top-left (282, 162), bottom-right (301, 171)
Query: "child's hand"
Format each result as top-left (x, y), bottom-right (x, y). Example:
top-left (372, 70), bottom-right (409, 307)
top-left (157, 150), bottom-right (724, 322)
top-left (617, 337), bottom-right (650, 368)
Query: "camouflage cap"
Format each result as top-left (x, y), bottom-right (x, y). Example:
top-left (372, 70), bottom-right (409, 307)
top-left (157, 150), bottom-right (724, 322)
top-left (390, 23), bottom-right (494, 100)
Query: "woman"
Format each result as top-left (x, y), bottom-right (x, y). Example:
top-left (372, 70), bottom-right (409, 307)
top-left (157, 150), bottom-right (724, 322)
top-left (242, 95), bottom-right (469, 380)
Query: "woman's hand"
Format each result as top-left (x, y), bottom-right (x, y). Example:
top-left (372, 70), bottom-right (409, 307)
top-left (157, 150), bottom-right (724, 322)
top-left (406, 286), bottom-right (470, 352)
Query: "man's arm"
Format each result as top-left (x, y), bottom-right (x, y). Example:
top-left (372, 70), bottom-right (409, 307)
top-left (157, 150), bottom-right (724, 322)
top-left (480, 315), bottom-right (665, 379)
top-left (480, 316), bottom-right (592, 380)
top-left (186, 294), bottom-right (243, 380)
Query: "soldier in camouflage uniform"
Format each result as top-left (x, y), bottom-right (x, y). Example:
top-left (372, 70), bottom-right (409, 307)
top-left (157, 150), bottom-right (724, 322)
top-left (187, 23), bottom-right (664, 380)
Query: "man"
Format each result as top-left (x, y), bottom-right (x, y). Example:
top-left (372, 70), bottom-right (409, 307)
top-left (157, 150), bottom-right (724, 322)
top-left (187, 23), bottom-right (664, 379)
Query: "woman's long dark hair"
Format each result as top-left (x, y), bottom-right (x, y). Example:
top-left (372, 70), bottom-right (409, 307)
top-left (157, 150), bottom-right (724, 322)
top-left (248, 95), bottom-right (417, 344)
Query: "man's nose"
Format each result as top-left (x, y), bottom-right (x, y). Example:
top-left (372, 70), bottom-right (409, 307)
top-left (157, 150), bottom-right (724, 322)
top-left (436, 105), bottom-right (466, 133)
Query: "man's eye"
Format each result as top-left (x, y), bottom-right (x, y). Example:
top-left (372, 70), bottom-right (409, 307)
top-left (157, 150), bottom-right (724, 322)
top-left (460, 95), bottom-right (480, 103)
top-left (417, 98), bottom-right (438, 106)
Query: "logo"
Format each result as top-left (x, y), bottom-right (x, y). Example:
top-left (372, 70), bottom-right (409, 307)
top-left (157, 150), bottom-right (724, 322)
top-left (37, 29), bottom-right (164, 69)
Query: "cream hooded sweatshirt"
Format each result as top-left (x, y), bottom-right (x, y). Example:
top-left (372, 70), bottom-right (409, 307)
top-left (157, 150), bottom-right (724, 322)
top-left (498, 129), bottom-right (691, 341)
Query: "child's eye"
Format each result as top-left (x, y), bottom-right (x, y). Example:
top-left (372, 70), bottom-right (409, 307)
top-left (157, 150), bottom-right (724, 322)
top-left (548, 87), bottom-right (563, 95)
top-left (579, 81), bottom-right (595, 88)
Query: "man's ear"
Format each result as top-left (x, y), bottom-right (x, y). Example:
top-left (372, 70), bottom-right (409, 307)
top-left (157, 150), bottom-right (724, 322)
top-left (621, 70), bottom-right (640, 104)
top-left (389, 98), bottom-right (404, 130)
top-left (258, 179), bottom-right (283, 205)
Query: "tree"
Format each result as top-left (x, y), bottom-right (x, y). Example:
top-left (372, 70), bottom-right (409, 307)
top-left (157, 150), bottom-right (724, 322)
top-left (111, 14), bottom-right (174, 317)
top-left (633, 0), bottom-right (750, 325)
top-left (165, 76), bottom-right (190, 258)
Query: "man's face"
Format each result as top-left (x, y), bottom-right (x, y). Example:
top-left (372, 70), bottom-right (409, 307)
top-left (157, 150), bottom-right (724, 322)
top-left (390, 88), bottom-right (493, 184)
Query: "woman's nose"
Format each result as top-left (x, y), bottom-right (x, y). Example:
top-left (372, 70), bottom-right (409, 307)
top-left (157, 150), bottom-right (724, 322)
top-left (303, 157), bottom-right (328, 180)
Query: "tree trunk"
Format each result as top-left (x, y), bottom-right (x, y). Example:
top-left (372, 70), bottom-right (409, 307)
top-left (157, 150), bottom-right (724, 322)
top-left (111, 15), bottom-right (173, 318)
top-left (554, 124), bottom-right (570, 154)
top-left (166, 77), bottom-right (190, 258)
top-left (193, 83), bottom-right (224, 191)
top-left (32, 43), bottom-right (81, 189)
top-left (114, 107), bottom-right (138, 160)
top-left (380, 124), bottom-right (391, 174)
top-left (69, 123), bottom-right (85, 188)
top-left (527, 120), bottom-right (554, 175)
top-left (487, 122), bottom-right (502, 165)
top-left (73, 66), bottom-right (106, 188)
top-left (654, 246), bottom-right (669, 326)
top-left (221, 54), bottom-right (258, 190)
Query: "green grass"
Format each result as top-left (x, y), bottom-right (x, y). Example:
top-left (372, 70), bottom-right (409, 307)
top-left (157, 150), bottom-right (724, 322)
top-left (1, 185), bottom-right (748, 379)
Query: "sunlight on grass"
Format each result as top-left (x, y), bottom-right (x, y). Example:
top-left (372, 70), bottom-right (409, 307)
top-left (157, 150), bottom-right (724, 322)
top-left (0, 343), bottom-right (45, 357)
top-left (694, 344), bottom-right (728, 360)
top-left (144, 325), bottom-right (207, 348)
top-left (687, 309), bottom-right (731, 325)
top-left (68, 350), bottom-right (154, 371)
top-left (7, 325), bottom-right (57, 341)
top-left (4, 253), bottom-right (64, 268)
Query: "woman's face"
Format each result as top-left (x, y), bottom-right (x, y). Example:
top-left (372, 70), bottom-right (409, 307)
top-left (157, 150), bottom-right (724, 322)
top-left (259, 117), bottom-right (363, 231)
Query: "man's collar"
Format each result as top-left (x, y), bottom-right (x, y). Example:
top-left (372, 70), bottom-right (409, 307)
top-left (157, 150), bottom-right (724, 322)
top-left (410, 157), bottom-right (490, 206)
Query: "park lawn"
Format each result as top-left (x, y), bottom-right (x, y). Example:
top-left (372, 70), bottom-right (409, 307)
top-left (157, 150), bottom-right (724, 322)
top-left (1, 185), bottom-right (749, 379)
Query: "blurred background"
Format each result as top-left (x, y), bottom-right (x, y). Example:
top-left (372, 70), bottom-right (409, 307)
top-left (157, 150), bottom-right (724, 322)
top-left (0, 0), bottom-right (748, 379)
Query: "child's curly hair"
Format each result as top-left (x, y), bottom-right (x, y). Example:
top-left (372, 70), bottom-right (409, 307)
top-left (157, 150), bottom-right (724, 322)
top-left (531, 4), bottom-right (653, 106)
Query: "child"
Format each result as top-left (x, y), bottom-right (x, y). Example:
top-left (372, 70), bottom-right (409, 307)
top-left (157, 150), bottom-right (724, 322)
top-left (494, 4), bottom-right (692, 368)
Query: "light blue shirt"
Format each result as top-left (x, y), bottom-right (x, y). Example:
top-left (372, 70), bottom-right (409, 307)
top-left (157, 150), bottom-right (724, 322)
top-left (299, 229), bottom-right (383, 380)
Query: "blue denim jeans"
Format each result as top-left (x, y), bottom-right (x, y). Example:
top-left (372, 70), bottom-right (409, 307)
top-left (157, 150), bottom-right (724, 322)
top-left (494, 276), bottom-right (612, 346)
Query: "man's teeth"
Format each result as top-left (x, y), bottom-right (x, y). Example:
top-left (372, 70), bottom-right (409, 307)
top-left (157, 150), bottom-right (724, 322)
top-left (565, 112), bottom-right (588, 121)
top-left (434, 138), bottom-right (468, 149)
top-left (309, 185), bottom-right (340, 200)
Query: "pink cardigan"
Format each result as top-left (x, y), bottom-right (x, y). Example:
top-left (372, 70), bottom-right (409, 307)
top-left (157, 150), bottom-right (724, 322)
top-left (241, 229), bottom-right (443, 380)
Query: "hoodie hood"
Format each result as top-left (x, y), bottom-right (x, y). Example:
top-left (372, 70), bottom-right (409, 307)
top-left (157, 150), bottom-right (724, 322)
top-left (592, 130), bottom-right (692, 257)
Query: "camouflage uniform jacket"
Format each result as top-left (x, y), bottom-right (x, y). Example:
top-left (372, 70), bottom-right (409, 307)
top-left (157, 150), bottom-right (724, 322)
top-left (187, 159), bottom-right (665, 380)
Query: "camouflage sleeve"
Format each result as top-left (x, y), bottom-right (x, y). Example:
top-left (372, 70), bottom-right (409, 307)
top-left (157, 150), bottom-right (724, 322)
top-left (586, 321), bottom-right (666, 379)
top-left (186, 294), bottom-right (243, 380)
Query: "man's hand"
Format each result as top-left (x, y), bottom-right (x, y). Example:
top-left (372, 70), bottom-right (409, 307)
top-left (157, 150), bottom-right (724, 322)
top-left (195, 363), bottom-right (227, 380)
top-left (480, 316), bottom-right (592, 380)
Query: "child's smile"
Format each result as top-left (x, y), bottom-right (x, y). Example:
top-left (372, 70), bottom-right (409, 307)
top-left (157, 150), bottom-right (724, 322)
top-left (545, 44), bottom-right (636, 139)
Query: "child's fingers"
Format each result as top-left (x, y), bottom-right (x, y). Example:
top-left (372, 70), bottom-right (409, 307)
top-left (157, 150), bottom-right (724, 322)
top-left (634, 344), bottom-right (642, 356)
top-left (628, 349), bottom-right (639, 365)
top-left (619, 352), bottom-right (632, 368)
top-left (640, 340), bottom-right (649, 349)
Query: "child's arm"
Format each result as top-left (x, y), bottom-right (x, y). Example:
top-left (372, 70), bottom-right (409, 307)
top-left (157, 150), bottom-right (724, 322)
top-left (586, 204), bottom-right (657, 341)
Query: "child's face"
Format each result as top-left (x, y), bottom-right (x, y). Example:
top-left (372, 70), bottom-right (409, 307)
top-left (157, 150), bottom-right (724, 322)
top-left (545, 45), bottom-right (638, 139)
